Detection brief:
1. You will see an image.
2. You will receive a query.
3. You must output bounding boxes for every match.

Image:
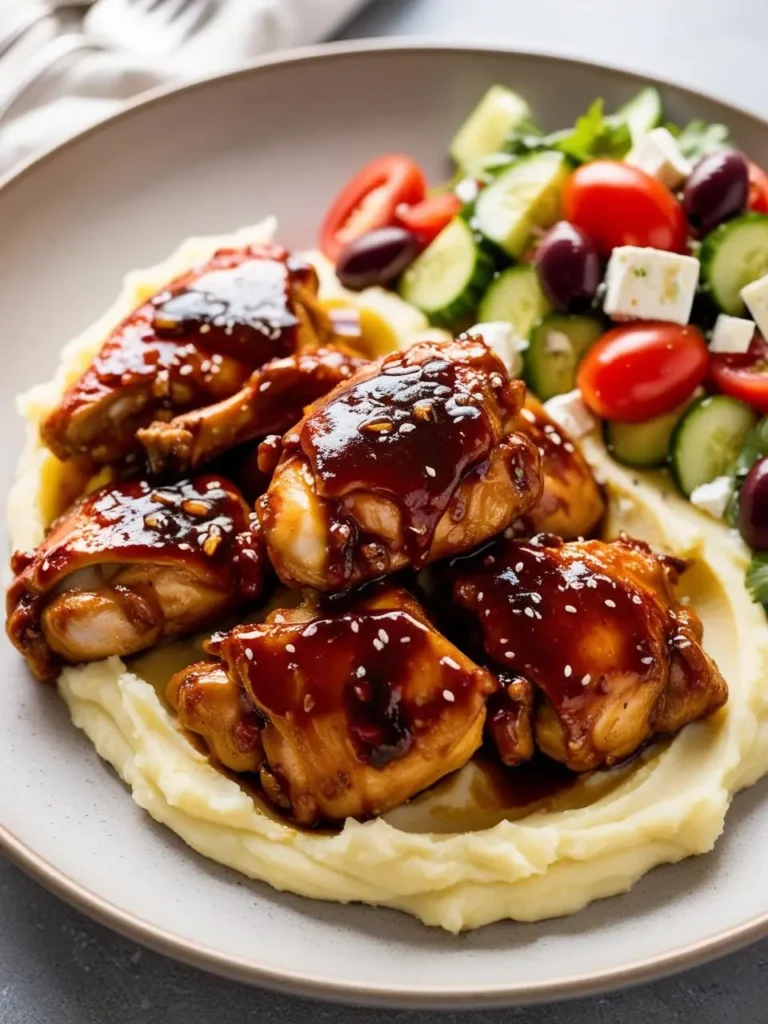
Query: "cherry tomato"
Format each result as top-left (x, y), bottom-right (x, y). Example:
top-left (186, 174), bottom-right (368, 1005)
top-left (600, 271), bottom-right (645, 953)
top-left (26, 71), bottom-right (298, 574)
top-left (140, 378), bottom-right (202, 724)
top-left (748, 161), bottom-right (768, 214)
top-left (319, 155), bottom-right (427, 261)
top-left (708, 333), bottom-right (768, 414)
top-left (563, 161), bottom-right (687, 255)
top-left (395, 193), bottom-right (462, 246)
top-left (577, 322), bottom-right (708, 422)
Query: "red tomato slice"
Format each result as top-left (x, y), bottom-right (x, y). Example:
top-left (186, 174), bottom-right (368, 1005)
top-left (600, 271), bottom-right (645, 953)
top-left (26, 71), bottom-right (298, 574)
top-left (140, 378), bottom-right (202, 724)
top-left (577, 322), bottom-right (708, 422)
top-left (395, 193), bottom-right (462, 246)
top-left (748, 161), bottom-right (768, 214)
top-left (708, 333), bottom-right (768, 413)
top-left (563, 161), bottom-right (687, 256)
top-left (320, 155), bottom-right (427, 261)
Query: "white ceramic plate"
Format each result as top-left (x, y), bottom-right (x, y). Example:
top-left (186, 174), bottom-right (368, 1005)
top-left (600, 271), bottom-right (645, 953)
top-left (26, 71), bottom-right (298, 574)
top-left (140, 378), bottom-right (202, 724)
top-left (2, 41), bottom-right (768, 1009)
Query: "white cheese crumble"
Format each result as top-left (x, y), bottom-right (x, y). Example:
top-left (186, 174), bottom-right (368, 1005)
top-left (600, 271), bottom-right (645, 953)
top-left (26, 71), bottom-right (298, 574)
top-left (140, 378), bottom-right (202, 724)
top-left (543, 389), bottom-right (597, 440)
top-left (626, 128), bottom-right (692, 191)
top-left (603, 245), bottom-right (700, 325)
top-left (689, 476), bottom-right (733, 520)
top-left (740, 274), bottom-right (768, 340)
top-left (709, 314), bottom-right (755, 354)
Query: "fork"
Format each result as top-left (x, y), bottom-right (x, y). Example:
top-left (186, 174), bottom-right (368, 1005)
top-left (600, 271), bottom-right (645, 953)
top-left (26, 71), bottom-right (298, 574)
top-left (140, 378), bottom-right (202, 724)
top-left (0, 0), bottom-right (213, 124)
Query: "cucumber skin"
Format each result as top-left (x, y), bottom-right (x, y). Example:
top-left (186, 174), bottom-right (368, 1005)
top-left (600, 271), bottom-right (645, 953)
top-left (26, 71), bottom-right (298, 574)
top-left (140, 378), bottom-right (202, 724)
top-left (525, 314), bottom-right (603, 402)
top-left (668, 394), bottom-right (757, 497)
top-left (604, 408), bottom-right (682, 469)
top-left (617, 87), bottom-right (663, 141)
top-left (700, 212), bottom-right (768, 315)
top-left (477, 267), bottom-right (551, 336)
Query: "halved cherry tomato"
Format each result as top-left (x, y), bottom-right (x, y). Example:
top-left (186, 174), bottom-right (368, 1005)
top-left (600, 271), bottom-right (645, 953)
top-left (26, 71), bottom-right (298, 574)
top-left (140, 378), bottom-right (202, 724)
top-left (563, 161), bottom-right (687, 255)
top-left (319, 155), bottom-right (427, 262)
top-left (748, 161), bottom-right (768, 214)
top-left (395, 193), bottom-right (462, 246)
top-left (577, 322), bottom-right (708, 422)
top-left (708, 333), bottom-right (768, 414)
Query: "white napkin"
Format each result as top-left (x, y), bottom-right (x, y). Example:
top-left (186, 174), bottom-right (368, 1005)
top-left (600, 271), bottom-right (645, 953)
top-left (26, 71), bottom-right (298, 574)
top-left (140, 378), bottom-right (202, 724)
top-left (0, 0), bottom-right (369, 174)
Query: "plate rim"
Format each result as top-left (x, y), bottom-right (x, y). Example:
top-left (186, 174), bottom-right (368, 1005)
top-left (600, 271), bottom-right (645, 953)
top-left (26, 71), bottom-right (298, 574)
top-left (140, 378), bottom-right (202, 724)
top-left (2, 37), bottom-right (768, 1008)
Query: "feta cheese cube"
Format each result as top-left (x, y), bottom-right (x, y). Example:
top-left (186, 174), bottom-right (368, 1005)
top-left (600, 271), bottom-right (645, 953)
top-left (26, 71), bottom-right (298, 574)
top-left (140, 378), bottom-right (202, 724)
top-left (543, 389), bottom-right (597, 440)
top-left (740, 273), bottom-right (768, 339)
top-left (603, 246), bottom-right (700, 325)
top-left (626, 128), bottom-right (692, 191)
top-left (689, 476), bottom-right (733, 520)
top-left (468, 321), bottom-right (524, 377)
top-left (709, 314), bottom-right (755, 354)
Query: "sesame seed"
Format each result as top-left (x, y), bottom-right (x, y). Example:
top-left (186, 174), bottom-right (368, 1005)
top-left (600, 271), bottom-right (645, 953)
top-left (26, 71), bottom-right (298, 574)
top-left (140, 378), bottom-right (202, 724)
top-left (564, 442), bottom-right (574, 452)
top-left (351, 621), bottom-right (359, 633)
top-left (425, 466), bottom-right (436, 477)
top-left (285, 643), bottom-right (296, 654)
top-left (524, 607), bottom-right (535, 618)
top-left (581, 674), bottom-right (592, 686)
top-left (477, 592), bottom-right (484, 602)
top-left (400, 422), bottom-right (416, 433)
top-left (303, 694), bottom-right (315, 712)
top-left (245, 649), bottom-right (253, 661)
top-left (373, 638), bottom-right (384, 651)
top-left (565, 605), bottom-right (577, 613)
top-left (632, 595), bottom-right (643, 605)
top-left (303, 624), bottom-right (318, 637)
top-left (515, 562), bottom-right (524, 573)
top-left (531, 593), bottom-right (541, 604)
top-left (504, 651), bottom-right (515, 660)
top-left (179, 364), bottom-right (193, 376)
top-left (641, 656), bottom-right (654, 665)
top-left (605, 599), bottom-right (616, 608)
top-left (259, 381), bottom-right (271, 392)
top-left (443, 689), bottom-right (456, 702)
top-left (356, 666), bottom-right (366, 678)
top-left (400, 636), bottom-right (411, 644)
top-left (499, 638), bottom-right (508, 644)
top-left (564, 665), bottom-right (572, 677)
top-left (378, 629), bottom-right (389, 644)
top-left (441, 656), bottom-right (461, 670)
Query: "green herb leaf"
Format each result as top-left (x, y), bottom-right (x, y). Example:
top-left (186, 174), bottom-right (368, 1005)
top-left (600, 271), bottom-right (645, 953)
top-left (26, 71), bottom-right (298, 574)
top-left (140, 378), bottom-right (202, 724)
top-left (675, 120), bottom-right (732, 161)
top-left (501, 99), bottom-right (631, 167)
top-left (746, 551), bottom-right (768, 605)
top-left (726, 417), bottom-right (768, 526)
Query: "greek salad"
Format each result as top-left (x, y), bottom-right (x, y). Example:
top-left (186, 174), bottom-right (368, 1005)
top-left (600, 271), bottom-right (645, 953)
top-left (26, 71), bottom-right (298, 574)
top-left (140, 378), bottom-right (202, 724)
top-left (317, 83), bottom-right (768, 606)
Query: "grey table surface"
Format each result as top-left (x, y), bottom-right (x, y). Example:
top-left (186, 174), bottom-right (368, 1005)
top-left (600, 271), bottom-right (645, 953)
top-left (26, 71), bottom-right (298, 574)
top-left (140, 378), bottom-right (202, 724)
top-left (3, 0), bottom-right (768, 1021)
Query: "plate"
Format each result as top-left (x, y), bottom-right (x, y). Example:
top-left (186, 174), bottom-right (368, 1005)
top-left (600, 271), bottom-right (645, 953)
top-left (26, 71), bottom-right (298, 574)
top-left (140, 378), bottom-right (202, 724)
top-left (2, 41), bottom-right (768, 1008)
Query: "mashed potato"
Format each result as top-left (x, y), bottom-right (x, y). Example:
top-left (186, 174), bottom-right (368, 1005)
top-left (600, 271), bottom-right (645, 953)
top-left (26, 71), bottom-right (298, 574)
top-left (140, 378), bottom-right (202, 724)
top-left (9, 222), bottom-right (768, 932)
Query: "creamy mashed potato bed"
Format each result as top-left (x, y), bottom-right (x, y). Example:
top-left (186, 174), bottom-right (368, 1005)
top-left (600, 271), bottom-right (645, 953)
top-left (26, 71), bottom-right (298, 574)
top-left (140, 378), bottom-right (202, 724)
top-left (10, 224), bottom-right (768, 932)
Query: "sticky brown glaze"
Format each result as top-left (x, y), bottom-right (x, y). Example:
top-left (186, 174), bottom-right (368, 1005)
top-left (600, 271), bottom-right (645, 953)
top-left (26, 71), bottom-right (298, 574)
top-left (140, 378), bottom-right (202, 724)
top-left (514, 395), bottom-right (605, 540)
top-left (450, 534), bottom-right (728, 771)
top-left (41, 245), bottom-right (331, 466)
top-left (166, 660), bottom-right (265, 774)
top-left (257, 336), bottom-right (543, 591)
top-left (207, 585), bottom-right (497, 825)
top-left (485, 672), bottom-right (535, 767)
top-left (138, 344), bottom-right (368, 475)
top-left (7, 475), bottom-right (265, 681)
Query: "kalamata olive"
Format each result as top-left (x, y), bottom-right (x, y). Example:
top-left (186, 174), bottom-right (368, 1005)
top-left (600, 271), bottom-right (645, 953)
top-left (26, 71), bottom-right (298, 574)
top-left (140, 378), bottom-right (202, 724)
top-left (739, 456), bottom-right (768, 549)
top-left (683, 149), bottom-right (749, 236)
top-left (533, 221), bottom-right (601, 311)
top-left (336, 226), bottom-right (419, 291)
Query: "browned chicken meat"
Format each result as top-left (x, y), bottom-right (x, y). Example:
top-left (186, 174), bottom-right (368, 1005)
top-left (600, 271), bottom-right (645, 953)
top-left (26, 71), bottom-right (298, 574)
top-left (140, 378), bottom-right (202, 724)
top-left (450, 534), bottom-right (727, 771)
top-left (256, 335), bottom-right (543, 591)
top-left (514, 395), bottom-right (605, 540)
top-left (41, 244), bottom-right (331, 466)
top-left (138, 344), bottom-right (367, 475)
top-left (206, 585), bottom-right (497, 825)
top-left (6, 476), bottom-right (265, 681)
top-left (166, 660), bottom-right (265, 774)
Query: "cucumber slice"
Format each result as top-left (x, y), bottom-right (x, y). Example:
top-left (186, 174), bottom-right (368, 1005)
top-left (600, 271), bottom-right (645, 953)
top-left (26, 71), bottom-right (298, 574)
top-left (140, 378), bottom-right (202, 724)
top-left (399, 217), bottom-right (493, 328)
top-left (616, 87), bottom-right (663, 143)
top-left (450, 85), bottom-right (532, 175)
top-left (669, 394), bottom-right (757, 497)
top-left (700, 213), bottom-right (768, 314)
top-left (473, 151), bottom-right (570, 258)
top-left (604, 405), bottom-right (684, 469)
top-left (524, 313), bottom-right (603, 401)
top-left (478, 266), bottom-right (552, 339)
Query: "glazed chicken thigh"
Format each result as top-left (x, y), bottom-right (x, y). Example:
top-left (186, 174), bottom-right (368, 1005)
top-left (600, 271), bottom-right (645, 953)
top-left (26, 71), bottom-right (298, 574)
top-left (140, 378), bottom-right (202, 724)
top-left (7, 476), bottom-right (265, 681)
top-left (207, 586), bottom-right (497, 825)
top-left (450, 534), bottom-right (727, 771)
top-left (257, 336), bottom-right (543, 591)
top-left (41, 244), bottom-right (331, 466)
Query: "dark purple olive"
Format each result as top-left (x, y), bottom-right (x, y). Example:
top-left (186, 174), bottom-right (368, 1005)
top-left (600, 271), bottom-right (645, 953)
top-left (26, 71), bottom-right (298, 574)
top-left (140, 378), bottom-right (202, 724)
top-left (336, 227), bottom-right (419, 291)
top-left (533, 221), bottom-right (600, 311)
top-left (683, 148), bottom-right (749, 236)
top-left (739, 456), bottom-right (768, 549)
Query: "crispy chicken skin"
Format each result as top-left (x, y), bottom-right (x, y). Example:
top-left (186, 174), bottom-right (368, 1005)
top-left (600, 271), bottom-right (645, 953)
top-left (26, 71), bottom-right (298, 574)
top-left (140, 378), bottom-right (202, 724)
top-left (515, 395), bottom-right (605, 540)
top-left (138, 344), bottom-right (367, 475)
top-left (41, 244), bottom-right (331, 466)
top-left (7, 476), bottom-right (265, 681)
top-left (257, 336), bottom-right (543, 591)
top-left (450, 534), bottom-right (727, 771)
top-left (207, 586), bottom-right (497, 825)
top-left (166, 660), bottom-right (265, 774)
